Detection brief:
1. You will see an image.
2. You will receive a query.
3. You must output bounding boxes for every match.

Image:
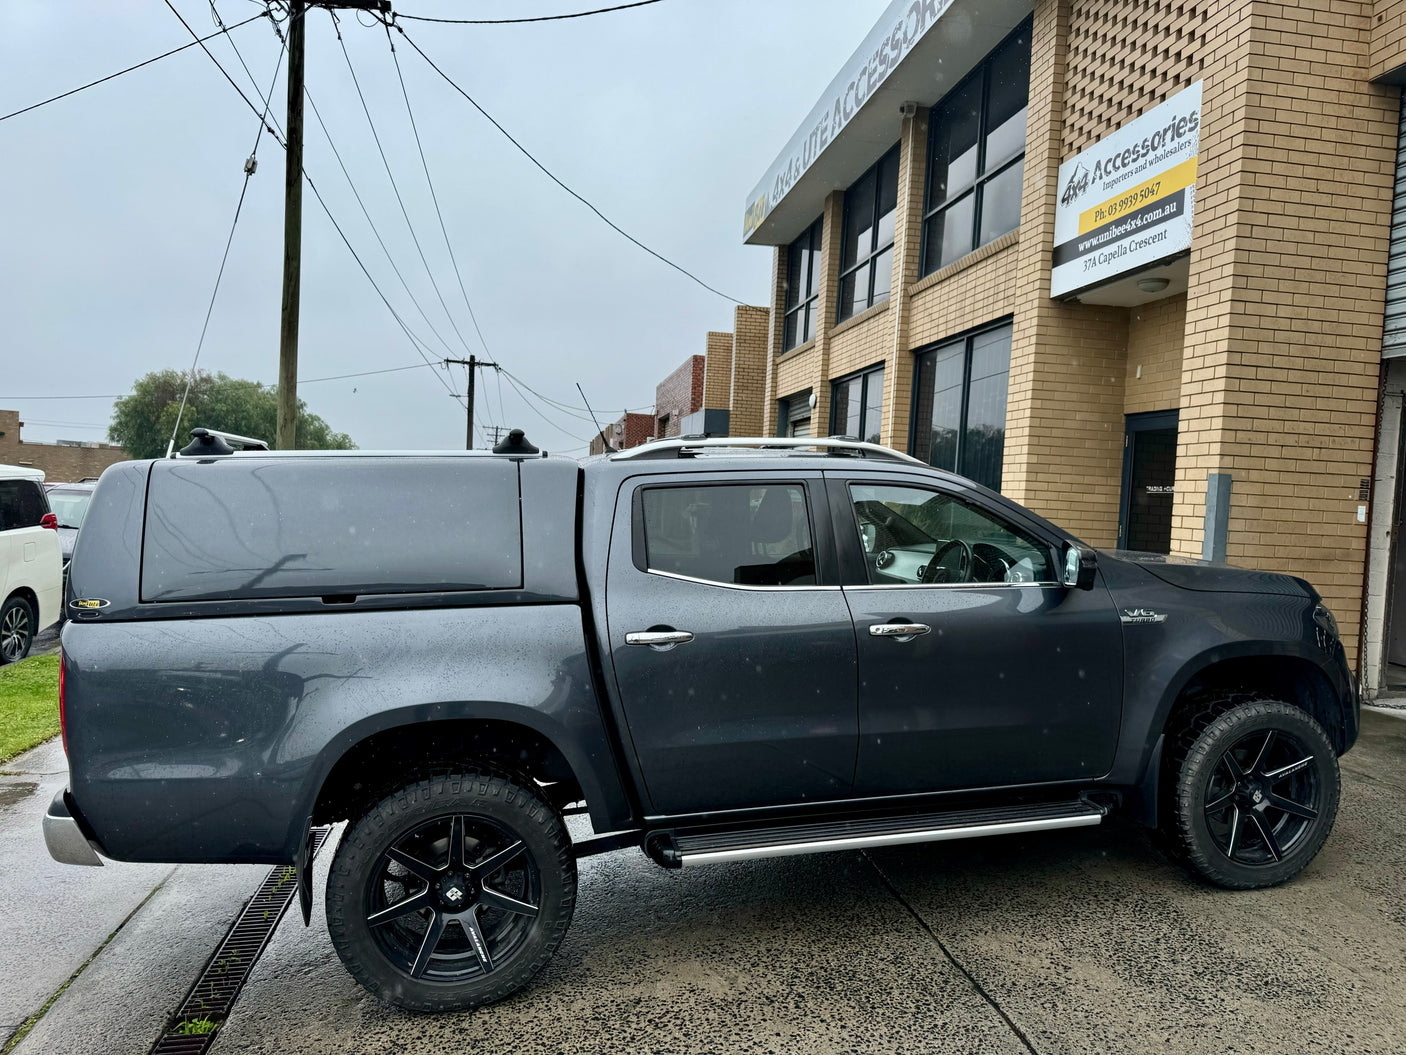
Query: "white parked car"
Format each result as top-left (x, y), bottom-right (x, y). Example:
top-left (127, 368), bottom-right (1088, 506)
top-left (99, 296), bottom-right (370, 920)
top-left (0, 464), bottom-right (62, 663)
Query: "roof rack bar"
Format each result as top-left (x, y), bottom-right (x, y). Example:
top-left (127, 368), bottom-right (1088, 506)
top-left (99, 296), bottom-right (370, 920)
top-left (609, 436), bottom-right (928, 467)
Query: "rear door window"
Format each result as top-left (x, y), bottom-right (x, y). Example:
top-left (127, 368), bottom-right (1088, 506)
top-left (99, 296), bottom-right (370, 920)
top-left (142, 458), bottom-right (522, 602)
top-left (639, 483), bottom-right (816, 586)
top-left (0, 480), bottom-right (48, 531)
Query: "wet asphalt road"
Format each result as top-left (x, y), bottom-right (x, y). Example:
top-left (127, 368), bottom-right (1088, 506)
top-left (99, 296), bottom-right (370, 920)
top-left (5, 710), bottom-right (1405, 1055)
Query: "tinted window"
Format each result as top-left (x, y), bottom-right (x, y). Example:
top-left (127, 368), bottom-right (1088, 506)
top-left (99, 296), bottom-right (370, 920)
top-left (921, 22), bottom-right (1030, 275)
top-left (142, 458), bottom-right (522, 602)
top-left (641, 483), bottom-right (816, 587)
top-left (849, 483), bottom-right (1053, 585)
top-left (911, 323), bottom-right (1012, 490)
top-left (0, 480), bottom-right (49, 531)
top-left (838, 145), bottom-right (900, 322)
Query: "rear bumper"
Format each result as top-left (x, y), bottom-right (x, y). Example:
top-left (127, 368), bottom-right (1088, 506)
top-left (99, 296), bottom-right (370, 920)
top-left (43, 790), bottom-right (103, 866)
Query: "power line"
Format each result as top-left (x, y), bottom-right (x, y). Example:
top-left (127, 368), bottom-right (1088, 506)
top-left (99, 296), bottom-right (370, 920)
top-left (385, 24), bottom-right (491, 359)
top-left (3, 363), bottom-right (437, 406)
top-left (393, 0), bottom-right (664, 25)
top-left (334, 18), bottom-right (477, 358)
top-left (304, 85), bottom-right (465, 360)
top-left (164, 14), bottom-right (288, 457)
top-left (170, 2), bottom-right (464, 411)
top-left (498, 368), bottom-right (617, 424)
top-left (499, 371), bottom-right (591, 443)
top-left (162, 0), bottom-right (285, 143)
top-left (389, 22), bottom-right (745, 305)
top-left (0, 11), bottom-right (266, 124)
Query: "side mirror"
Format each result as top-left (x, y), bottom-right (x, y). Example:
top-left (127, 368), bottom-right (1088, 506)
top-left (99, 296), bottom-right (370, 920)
top-left (1062, 545), bottom-right (1098, 590)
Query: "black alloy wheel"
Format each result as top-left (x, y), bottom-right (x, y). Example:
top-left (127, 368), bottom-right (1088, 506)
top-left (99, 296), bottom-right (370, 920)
top-left (0, 597), bottom-right (35, 665)
top-left (1164, 699), bottom-right (1340, 889)
top-left (1201, 728), bottom-right (1319, 866)
top-left (367, 814), bottom-right (541, 982)
top-left (326, 771), bottom-right (576, 1011)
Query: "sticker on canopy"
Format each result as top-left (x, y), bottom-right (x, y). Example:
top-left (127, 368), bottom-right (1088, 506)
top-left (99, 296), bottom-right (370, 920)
top-left (69, 598), bottom-right (111, 611)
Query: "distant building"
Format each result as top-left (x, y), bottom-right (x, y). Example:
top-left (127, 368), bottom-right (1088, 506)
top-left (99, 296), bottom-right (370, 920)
top-left (588, 412), bottom-right (655, 456)
top-left (0, 410), bottom-right (127, 482)
top-left (653, 356), bottom-right (705, 439)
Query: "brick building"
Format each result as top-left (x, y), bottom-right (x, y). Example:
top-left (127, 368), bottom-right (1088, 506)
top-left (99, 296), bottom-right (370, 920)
top-left (738, 0), bottom-right (1406, 690)
top-left (653, 355), bottom-right (705, 439)
top-left (588, 411), bottom-right (655, 456)
top-left (0, 410), bottom-right (128, 481)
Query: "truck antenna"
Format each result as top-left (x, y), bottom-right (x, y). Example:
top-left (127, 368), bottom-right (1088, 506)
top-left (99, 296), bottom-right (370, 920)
top-left (576, 382), bottom-right (613, 453)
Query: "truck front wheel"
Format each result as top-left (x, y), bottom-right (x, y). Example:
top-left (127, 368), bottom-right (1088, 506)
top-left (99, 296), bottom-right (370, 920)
top-left (325, 770), bottom-right (577, 1011)
top-left (1162, 699), bottom-right (1340, 889)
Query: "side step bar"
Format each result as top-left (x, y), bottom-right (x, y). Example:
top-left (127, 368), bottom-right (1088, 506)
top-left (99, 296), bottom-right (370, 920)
top-left (655, 800), bottom-right (1107, 868)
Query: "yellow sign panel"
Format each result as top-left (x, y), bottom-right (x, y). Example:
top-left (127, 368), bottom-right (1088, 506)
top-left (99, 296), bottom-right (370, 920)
top-left (1078, 156), bottom-right (1198, 235)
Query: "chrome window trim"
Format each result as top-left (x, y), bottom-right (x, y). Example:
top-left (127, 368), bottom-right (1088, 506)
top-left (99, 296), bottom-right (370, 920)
top-left (845, 580), bottom-right (1061, 591)
top-left (645, 568), bottom-right (841, 593)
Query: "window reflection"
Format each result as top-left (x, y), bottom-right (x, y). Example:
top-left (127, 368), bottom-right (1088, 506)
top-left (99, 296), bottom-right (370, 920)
top-left (911, 323), bottom-right (1012, 490)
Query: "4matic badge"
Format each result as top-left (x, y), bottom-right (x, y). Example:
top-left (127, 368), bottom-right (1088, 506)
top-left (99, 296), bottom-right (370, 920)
top-left (1121, 608), bottom-right (1168, 625)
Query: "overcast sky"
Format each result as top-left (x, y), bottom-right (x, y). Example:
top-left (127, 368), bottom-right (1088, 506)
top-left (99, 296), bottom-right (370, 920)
top-left (1, 0), bottom-right (888, 453)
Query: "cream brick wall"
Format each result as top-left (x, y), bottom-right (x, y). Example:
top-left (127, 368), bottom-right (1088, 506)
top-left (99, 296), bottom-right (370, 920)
top-left (729, 306), bottom-right (770, 436)
top-left (1125, 294), bottom-right (1187, 415)
top-left (702, 331), bottom-right (733, 411)
top-left (1170, 0), bottom-right (1395, 663)
top-left (1371, 0), bottom-right (1406, 78)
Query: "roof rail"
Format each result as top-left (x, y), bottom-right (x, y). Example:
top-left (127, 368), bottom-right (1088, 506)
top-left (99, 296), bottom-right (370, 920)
top-left (609, 436), bottom-right (928, 467)
top-left (173, 427), bottom-right (271, 457)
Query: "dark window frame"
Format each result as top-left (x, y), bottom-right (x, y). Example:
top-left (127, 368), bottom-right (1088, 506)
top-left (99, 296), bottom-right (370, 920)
top-left (830, 363), bottom-right (886, 444)
top-left (908, 319), bottom-right (1013, 490)
top-left (783, 217), bottom-right (823, 352)
top-left (919, 19), bottom-right (1031, 277)
top-left (837, 144), bottom-right (901, 323)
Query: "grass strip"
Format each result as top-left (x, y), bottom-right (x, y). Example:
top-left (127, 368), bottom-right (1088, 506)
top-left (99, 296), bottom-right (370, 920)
top-left (0, 654), bottom-right (60, 764)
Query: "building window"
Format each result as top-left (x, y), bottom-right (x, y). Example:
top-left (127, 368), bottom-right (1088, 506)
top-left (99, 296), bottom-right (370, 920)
top-left (838, 145), bottom-right (900, 323)
top-left (783, 217), bottom-right (822, 351)
top-left (831, 365), bottom-right (885, 445)
top-left (911, 322), bottom-right (1012, 490)
top-left (920, 22), bottom-right (1030, 276)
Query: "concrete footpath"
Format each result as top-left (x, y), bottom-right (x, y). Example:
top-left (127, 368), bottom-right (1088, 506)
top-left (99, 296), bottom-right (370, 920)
top-left (0, 738), bottom-right (263, 1054)
top-left (0, 738), bottom-right (171, 1042)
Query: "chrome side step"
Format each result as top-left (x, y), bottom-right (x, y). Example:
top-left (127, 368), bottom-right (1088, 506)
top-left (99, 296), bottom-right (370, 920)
top-left (665, 800), bottom-right (1106, 867)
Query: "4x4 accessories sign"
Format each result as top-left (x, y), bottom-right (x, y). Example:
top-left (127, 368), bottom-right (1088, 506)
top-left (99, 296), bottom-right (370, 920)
top-left (1051, 82), bottom-right (1202, 298)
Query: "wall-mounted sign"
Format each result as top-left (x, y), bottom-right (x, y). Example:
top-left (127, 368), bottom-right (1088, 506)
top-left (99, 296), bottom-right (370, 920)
top-left (1051, 82), bottom-right (1202, 298)
top-left (742, 0), bottom-right (954, 240)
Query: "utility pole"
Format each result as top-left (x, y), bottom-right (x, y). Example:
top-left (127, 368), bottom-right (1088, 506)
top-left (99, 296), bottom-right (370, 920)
top-left (276, 0), bottom-right (390, 451)
top-left (444, 357), bottom-right (499, 449)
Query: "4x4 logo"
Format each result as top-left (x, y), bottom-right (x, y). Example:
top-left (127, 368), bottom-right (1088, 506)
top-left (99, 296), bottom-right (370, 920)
top-left (1121, 608), bottom-right (1167, 625)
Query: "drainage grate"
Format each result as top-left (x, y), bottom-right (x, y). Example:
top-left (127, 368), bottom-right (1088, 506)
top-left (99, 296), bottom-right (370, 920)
top-left (150, 828), bottom-right (331, 1055)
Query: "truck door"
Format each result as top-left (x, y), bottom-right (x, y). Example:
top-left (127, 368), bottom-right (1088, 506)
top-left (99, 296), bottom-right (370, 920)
top-left (827, 473), bottom-right (1123, 795)
top-left (605, 472), bottom-right (858, 815)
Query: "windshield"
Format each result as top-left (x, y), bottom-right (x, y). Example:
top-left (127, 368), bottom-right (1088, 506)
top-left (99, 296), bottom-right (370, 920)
top-left (46, 490), bottom-right (91, 529)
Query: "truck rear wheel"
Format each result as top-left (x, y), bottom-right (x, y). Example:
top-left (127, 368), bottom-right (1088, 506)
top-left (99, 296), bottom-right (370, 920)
top-left (325, 770), bottom-right (576, 1011)
top-left (1162, 699), bottom-right (1340, 889)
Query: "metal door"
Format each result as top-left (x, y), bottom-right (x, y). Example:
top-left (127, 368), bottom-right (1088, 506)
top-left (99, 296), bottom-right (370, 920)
top-left (828, 473), bottom-right (1124, 795)
top-left (604, 472), bottom-right (858, 815)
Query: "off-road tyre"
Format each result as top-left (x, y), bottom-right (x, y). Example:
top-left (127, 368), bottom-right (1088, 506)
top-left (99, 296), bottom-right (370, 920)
top-left (326, 769), bottom-right (576, 1011)
top-left (0, 595), bottom-right (35, 665)
top-left (1160, 699), bottom-right (1339, 889)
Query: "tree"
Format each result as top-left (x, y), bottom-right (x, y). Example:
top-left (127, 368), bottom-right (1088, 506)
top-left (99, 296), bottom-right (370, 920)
top-left (109, 370), bottom-right (355, 458)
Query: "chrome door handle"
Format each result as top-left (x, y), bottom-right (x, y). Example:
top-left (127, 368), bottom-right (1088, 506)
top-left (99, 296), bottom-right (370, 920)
top-left (869, 623), bottom-right (931, 638)
top-left (626, 630), bottom-right (694, 649)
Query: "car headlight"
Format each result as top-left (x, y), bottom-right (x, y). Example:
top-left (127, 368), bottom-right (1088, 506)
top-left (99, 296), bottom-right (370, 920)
top-left (1312, 602), bottom-right (1339, 639)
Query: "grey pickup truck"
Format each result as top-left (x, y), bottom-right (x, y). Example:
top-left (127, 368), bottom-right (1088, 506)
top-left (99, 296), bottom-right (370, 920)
top-left (46, 433), bottom-right (1359, 1011)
